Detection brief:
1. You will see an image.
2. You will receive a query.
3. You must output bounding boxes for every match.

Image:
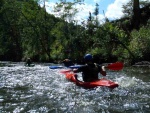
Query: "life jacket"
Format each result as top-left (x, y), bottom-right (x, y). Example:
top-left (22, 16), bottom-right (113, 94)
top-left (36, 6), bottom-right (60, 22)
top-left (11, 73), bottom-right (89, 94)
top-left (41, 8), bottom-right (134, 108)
top-left (82, 63), bottom-right (99, 82)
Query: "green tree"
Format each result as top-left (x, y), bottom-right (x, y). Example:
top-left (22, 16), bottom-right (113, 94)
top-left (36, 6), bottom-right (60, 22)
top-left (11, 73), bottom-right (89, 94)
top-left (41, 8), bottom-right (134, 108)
top-left (129, 23), bottom-right (150, 61)
top-left (93, 3), bottom-right (99, 27)
top-left (0, 0), bottom-right (22, 61)
top-left (20, 0), bottom-right (60, 61)
top-left (132, 0), bottom-right (140, 29)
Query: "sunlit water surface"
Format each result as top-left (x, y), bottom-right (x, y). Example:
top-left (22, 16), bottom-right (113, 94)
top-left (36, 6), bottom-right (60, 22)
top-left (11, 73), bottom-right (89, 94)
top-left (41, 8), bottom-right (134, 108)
top-left (0, 62), bottom-right (150, 113)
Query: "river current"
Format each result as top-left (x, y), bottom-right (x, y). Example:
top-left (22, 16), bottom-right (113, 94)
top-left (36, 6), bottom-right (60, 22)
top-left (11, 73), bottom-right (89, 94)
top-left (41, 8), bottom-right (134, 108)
top-left (0, 62), bottom-right (150, 113)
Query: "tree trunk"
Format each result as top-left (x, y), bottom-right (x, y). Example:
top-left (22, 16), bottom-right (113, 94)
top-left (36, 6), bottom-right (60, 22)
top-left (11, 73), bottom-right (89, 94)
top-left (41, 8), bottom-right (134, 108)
top-left (132, 0), bottom-right (140, 29)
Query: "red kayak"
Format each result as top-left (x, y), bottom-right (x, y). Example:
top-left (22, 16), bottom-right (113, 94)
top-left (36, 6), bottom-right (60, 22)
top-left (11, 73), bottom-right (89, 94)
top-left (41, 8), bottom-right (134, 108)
top-left (60, 62), bottom-right (123, 89)
top-left (65, 72), bottom-right (119, 89)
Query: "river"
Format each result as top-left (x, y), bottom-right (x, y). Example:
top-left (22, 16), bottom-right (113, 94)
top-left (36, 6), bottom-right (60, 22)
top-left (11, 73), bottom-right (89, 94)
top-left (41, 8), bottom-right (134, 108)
top-left (0, 62), bottom-right (150, 113)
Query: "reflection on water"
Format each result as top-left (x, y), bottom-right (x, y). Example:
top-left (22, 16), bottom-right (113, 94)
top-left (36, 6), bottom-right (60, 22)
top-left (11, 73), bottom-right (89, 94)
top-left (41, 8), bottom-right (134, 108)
top-left (0, 62), bottom-right (150, 113)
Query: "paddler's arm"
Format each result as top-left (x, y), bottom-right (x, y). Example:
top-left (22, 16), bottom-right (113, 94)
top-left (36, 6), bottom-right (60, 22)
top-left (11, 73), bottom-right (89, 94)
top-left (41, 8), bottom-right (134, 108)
top-left (73, 69), bottom-right (80, 81)
top-left (73, 65), bottom-right (84, 73)
top-left (100, 66), bottom-right (106, 76)
top-left (73, 68), bottom-right (78, 73)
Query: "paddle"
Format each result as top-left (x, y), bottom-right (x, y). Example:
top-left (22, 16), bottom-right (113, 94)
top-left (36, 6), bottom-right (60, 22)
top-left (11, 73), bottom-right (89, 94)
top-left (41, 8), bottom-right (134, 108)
top-left (106, 62), bottom-right (124, 70)
top-left (60, 62), bottom-right (124, 74)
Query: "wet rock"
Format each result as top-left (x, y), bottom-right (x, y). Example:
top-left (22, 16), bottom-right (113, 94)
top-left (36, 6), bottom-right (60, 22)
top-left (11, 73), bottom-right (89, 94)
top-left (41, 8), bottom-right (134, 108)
top-left (133, 61), bottom-right (150, 67)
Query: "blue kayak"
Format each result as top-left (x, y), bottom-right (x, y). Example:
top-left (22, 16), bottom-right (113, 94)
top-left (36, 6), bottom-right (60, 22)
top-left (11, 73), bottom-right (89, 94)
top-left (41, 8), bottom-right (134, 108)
top-left (49, 65), bottom-right (83, 69)
top-left (49, 66), bottom-right (64, 69)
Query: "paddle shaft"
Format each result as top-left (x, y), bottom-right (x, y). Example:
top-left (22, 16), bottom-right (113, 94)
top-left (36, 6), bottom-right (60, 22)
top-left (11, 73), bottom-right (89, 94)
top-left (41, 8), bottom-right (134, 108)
top-left (60, 62), bottom-right (124, 74)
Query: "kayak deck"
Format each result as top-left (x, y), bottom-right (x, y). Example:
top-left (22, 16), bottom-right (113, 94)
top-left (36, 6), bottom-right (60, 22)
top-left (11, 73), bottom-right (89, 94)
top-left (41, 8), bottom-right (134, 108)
top-left (65, 72), bottom-right (119, 89)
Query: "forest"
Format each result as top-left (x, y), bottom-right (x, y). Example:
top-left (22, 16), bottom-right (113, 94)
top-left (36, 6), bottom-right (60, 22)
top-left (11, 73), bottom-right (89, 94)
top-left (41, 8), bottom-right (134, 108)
top-left (0, 0), bottom-right (150, 65)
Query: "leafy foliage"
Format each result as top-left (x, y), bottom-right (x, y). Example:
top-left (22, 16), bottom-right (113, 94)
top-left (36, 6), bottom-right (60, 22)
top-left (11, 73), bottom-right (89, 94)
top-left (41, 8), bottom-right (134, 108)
top-left (0, 0), bottom-right (150, 65)
top-left (129, 22), bottom-right (150, 61)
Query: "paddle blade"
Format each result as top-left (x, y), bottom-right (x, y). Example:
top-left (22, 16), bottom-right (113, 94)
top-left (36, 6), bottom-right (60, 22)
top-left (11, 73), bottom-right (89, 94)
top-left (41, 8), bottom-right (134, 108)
top-left (107, 62), bottom-right (124, 70)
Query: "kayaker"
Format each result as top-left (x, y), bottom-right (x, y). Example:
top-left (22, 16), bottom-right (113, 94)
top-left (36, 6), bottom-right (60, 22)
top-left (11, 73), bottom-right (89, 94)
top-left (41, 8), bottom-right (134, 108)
top-left (25, 58), bottom-right (32, 66)
top-left (62, 59), bottom-right (74, 67)
top-left (73, 54), bottom-right (106, 82)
